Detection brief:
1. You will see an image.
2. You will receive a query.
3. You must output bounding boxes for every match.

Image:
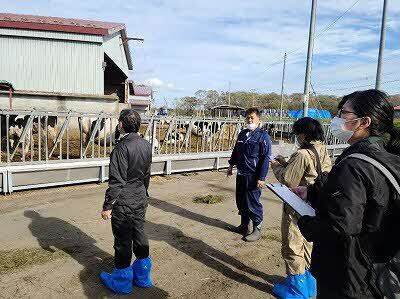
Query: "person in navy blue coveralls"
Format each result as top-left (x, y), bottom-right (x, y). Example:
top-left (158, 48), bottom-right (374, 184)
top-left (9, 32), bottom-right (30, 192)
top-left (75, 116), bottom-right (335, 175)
top-left (227, 107), bottom-right (271, 242)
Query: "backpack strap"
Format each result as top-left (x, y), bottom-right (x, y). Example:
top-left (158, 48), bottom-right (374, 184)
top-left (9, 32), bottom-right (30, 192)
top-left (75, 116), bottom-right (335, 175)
top-left (345, 153), bottom-right (400, 195)
top-left (307, 146), bottom-right (323, 177)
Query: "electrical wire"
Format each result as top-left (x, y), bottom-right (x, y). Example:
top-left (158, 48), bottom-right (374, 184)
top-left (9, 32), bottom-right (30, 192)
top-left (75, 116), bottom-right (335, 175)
top-left (316, 78), bottom-right (400, 93)
top-left (265, 0), bottom-right (363, 71)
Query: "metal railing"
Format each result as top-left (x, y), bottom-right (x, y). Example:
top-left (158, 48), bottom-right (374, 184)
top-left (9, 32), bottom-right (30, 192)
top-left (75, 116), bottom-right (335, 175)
top-left (0, 110), bottom-right (245, 164)
top-left (0, 110), bottom-right (344, 165)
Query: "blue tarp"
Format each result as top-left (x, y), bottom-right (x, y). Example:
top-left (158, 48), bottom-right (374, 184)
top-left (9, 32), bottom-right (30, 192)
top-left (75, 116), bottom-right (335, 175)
top-left (288, 108), bottom-right (331, 119)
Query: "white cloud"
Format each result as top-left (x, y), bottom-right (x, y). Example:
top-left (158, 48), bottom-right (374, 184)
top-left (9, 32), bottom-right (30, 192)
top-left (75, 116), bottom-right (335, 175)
top-left (144, 78), bottom-right (183, 92)
top-left (145, 77), bottom-right (164, 87)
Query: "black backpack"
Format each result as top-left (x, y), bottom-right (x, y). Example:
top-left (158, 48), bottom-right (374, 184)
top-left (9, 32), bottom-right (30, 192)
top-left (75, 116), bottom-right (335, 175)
top-left (344, 154), bottom-right (400, 299)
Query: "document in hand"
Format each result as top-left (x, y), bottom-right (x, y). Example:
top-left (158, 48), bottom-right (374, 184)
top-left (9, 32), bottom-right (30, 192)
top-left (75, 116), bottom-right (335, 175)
top-left (266, 183), bottom-right (316, 217)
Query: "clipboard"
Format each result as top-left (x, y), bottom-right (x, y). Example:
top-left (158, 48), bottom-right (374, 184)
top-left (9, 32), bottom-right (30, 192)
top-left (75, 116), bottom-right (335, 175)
top-left (266, 183), bottom-right (316, 217)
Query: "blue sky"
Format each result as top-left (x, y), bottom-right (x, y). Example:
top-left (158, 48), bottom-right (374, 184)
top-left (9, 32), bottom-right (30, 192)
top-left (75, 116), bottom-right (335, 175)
top-left (4, 0), bottom-right (400, 106)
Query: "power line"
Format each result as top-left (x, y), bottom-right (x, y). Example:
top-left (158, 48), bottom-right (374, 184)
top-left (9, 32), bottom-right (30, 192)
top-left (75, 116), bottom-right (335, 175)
top-left (307, 56), bottom-right (400, 81)
top-left (265, 0), bottom-right (363, 71)
top-left (315, 0), bottom-right (362, 39)
top-left (317, 78), bottom-right (400, 93)
top-left (315, 71), bottom-right (398, 87)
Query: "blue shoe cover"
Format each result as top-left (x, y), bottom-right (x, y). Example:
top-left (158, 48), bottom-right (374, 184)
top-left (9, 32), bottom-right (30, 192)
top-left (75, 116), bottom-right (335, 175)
top-left (272, 274), bottom-right (308, 299)
top-left (100, 267), bottom-right (133, 294)
top-left (305, 270), bottom-right (316, 297)
top-left (132, 257), bottom-right (153, 288)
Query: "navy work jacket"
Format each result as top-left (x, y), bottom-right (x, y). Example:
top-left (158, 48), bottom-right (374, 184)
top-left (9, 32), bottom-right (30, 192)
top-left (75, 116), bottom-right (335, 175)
top-left (228, 127), bottom-right (271, 181)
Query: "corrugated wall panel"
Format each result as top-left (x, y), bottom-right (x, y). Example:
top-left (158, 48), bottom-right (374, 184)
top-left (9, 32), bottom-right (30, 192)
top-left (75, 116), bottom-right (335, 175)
top-left (103, 31), bottom-right (129, 76)
top-left (0, 35), bottom-right (103, 94)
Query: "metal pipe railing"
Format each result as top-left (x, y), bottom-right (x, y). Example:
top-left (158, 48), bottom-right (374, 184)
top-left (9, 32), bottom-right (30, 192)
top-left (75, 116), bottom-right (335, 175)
top-left (0, 110), bottom-right (343, 165)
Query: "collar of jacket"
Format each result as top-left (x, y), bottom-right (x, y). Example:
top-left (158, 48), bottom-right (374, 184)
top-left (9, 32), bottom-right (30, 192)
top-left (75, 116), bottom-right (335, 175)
top-left (117, 132), bottom-right (139, 144)
top-left (336, 136), bottom-right (383, 164)
top-left (246, 126), bottom-right (262, 135)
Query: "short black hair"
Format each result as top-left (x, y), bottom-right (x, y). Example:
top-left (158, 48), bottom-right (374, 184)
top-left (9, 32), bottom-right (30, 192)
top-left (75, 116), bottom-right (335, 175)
top-left (119, 109), bottom-right (141, 133)
top-left (292, 117), bottom-right (324, 142)
top-left (245, 107), bottom-right (260, 117)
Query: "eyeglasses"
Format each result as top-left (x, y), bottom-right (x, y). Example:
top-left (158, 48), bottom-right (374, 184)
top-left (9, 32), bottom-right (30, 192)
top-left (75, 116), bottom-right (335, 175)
top-left (337, 109), bottom-right (357, 118)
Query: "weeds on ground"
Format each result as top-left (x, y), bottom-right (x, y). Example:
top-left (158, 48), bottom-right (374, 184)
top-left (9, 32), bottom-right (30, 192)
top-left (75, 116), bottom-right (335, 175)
top-left (0, 248), bottom-right (67, 274)
top-left (193, 194), bottom-right (224, 204)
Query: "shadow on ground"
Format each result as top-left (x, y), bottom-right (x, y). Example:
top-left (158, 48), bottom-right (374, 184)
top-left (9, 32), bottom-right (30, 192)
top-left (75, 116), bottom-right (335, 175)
top-left (148, 197), bottom-right (283, 294)
top-left (24, 197), bottom-right (283, 297)
top-left (149, 197), bottom-right (233, 231)
top-left (24, 210), bottom-right (169, 299)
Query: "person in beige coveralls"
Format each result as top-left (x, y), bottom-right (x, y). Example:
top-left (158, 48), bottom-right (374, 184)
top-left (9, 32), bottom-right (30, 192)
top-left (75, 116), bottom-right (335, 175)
top-left (270, 117), bottom-right (332, 299)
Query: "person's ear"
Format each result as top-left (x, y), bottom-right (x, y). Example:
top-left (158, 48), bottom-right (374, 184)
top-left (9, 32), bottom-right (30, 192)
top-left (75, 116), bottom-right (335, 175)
top-left (360, 117), bottom-right (372, 129)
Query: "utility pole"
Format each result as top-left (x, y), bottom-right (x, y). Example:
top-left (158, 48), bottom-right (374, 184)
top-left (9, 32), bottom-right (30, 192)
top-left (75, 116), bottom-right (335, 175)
top-left (279, 53), bottom-right (287, 121)
top-left (302, 0), bottom-right (317, 117)
top-left (251, 89), bottom-right (256, 107)
top-left (228, 81), bottom-right (231, 105)
top-left (376, 0), bottom-right (388, 90)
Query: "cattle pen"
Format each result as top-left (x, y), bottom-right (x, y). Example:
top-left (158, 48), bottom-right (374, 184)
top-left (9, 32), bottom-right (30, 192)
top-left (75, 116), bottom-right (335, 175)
top-left (0, 109), bottom-right (347, 193)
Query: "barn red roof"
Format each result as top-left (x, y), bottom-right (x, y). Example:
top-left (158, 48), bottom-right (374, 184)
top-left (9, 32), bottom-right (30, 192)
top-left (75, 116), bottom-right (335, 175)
top-left (0, 13), bottom-right (125, 36)
top-left (133, 85), bottom-right (152, 97)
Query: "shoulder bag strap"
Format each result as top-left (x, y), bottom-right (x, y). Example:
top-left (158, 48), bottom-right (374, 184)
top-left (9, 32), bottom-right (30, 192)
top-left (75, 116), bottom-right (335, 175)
top-left (345, 153), bottom-right (400, 195)
top-left (308, 145), bottom-right (323, 176)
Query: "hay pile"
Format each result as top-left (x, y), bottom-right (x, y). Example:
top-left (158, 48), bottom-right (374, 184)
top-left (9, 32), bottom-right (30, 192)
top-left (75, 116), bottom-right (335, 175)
top-left (193, 194), bottom-right (224, 204)
top-left (0, 248), bottom-right (67, 274)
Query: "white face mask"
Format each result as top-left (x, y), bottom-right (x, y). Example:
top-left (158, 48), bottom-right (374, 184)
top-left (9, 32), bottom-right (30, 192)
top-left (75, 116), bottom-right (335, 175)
top-left (330, 116), bottom-right (362, 143)
top-left (247, 123), bottom-right (258, 131)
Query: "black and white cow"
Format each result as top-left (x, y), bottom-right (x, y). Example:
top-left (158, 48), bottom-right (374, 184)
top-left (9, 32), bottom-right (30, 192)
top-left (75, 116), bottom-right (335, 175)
top-left (78, 117), bottom-right (119, 150)
top-left (2, 115), bottom-right (58, 156)
top-left (79, 117), bottom-right (160, 152)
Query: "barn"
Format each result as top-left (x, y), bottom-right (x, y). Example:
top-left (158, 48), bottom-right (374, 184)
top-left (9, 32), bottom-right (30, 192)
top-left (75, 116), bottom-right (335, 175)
top-left (0, 13), bottom-right (151, 114)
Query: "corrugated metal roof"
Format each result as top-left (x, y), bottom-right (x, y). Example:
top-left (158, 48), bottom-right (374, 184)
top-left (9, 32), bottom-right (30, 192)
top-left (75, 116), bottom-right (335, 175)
top-left (211, 105), bottom-right (245, 110)
top-left (133, 85), bottom-right (152, 96)
top-left (0, 13), bottom-right (124, 36)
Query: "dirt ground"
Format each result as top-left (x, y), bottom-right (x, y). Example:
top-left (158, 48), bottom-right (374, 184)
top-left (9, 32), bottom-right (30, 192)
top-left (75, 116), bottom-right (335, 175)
top-left (0, 170), bottom-right (286, 299)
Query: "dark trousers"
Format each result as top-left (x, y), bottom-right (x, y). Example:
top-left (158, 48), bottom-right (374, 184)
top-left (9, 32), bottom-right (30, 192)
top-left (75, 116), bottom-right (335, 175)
top-left (111, 205), bottom-right (149, 269)
top-left (236, 174), bottom-right (263, 226)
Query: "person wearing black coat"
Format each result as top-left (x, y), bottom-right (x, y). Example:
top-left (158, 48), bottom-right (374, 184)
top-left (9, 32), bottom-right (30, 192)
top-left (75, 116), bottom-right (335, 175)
top-left (100, 109), bottom-right (153, 295)
top-left (293, 90), bottom-right (400, 298)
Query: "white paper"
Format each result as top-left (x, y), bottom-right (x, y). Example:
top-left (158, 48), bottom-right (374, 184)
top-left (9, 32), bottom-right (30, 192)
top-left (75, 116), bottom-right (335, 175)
top-left (266, 183), bottom-right (316, 217)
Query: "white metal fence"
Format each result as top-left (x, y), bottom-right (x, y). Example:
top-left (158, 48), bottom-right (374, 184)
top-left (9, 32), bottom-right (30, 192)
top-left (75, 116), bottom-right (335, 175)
top-left (0, 110), bottom-right (347, 193)
top-left (0, 110), bottom-right (343, 165)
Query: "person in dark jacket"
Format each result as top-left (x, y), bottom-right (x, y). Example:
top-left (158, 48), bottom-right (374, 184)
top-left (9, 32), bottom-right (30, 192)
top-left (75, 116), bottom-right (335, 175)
top-left (293, 89), bottom-right (400, 298)
top-left (100, 109), bottom-right (153, 295)
top-left (227, 107), bottom-right (272, 242)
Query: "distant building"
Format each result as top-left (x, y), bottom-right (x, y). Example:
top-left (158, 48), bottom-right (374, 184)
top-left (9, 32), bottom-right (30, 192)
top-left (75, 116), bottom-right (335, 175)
top-left (0, 13), bottom-right (151, 113)
top-left (210, 105), bottom-right (245, 118)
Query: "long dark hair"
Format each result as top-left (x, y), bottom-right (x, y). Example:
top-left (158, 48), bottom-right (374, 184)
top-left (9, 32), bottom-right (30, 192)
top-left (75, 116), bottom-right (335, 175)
top-left (339, 89), bottom-right (400, 155)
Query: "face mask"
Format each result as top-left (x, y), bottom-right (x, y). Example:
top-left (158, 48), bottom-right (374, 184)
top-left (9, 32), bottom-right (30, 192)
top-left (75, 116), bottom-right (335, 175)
top-left (247, 123), bottom-right (258, 131)
top-left (330, 116), bottom-right (362, 143)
